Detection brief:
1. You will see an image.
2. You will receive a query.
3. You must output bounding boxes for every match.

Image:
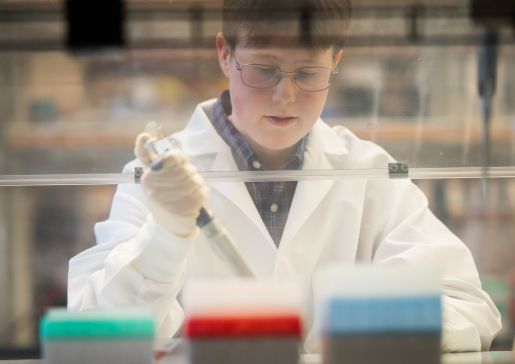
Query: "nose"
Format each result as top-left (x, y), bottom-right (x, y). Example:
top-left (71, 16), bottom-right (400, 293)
top-left (272, 73), bottom-right (296, 104)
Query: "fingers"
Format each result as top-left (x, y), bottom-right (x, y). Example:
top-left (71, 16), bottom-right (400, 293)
top-left (141, 150), bottom-right (192, 183)
top-left (134, 132), bottom-right (157, 167)
top-left (141, 147), bottom-right (209, 219)
top-left (157, 173), bottom-right (205, 202)
top-left (142, 165), bottom-right (204, 201)
top-left (135, 122), bottom-right (209, 236)
top-left (160, 150), bottom-right (190, 172)
top-left (162, 186), bottom-right (210, 216)
top-left (135, 122), bottom-right (165, 166)
top-left (148, 163), bottom-right (197, 187)
top-left (146, 181), bottom-right (209, 217)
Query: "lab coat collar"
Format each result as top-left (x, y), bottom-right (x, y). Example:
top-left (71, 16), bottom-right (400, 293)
top-left (173, 99), bottom-right (221, 156)
top-left (306, 119), bottom-right (349, 157)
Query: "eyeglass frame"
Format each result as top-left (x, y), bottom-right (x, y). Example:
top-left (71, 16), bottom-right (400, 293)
top-left (232, 53), bottom-right (339, 92)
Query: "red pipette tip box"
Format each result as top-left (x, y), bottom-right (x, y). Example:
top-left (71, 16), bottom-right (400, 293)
top-left (185, 315), bottom-right (302, 338)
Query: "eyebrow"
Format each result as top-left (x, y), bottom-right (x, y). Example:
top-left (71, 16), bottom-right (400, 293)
top-left (246, 53), bottom-right (325, 66)
top-left (252, 54), bottom-right (281, 61)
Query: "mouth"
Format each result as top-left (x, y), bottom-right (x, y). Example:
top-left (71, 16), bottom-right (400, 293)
top-left (265, 115), bottom-right (298, 127)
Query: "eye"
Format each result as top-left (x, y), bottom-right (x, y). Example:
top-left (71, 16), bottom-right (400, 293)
top-left (296, 69), bottom-right (316, 78)
top-left (255, 66), bottom-right (277, 74)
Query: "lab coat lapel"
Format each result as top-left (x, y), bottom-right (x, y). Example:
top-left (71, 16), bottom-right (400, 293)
top-left (175, 100), bottom-right (220, 156)
top-left (277, 152), bottom-right (335, 253)
top-left (277, 120), bottom-right (348, 253)
top-left (209, 141), bottom-right (277, 250)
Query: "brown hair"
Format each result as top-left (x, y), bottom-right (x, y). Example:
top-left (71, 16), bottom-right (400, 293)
top-left (222, 0), bottom-right (352, 55)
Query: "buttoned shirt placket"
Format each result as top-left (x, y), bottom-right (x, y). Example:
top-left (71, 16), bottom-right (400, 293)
top-left (209, 90), bottom-right (308, 247)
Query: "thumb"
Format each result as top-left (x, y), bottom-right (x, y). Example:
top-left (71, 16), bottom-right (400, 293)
top-left (134, 132), bottom-right (157, 167)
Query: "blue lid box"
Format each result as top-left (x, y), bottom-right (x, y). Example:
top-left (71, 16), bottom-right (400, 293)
top-left (319, 295), bottom-right (442, 335)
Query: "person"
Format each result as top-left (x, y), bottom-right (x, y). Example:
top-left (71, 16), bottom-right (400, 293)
top-left (68, 0), bottom-right (501, 353)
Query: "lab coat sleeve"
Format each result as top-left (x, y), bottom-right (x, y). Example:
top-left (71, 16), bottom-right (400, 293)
top-left (68, 162), bottom-right (196, 338)
top-left (370, 179), bottom-right (502, 352)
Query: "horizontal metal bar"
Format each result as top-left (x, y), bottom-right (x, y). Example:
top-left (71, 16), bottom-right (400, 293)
top-left (2, 34), bottom-right (514, 52)
top-left (200, 167), bottom-right (515, 182)
top-left (0, 4), bottom-right (470, 23)
top-left (0, 167), bottom-right (515, 186)
top-left (0, 174), bottom-right (135, 186)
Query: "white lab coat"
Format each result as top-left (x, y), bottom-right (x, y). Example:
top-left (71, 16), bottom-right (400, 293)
top-left (68, 99), bottom-right (501, 353)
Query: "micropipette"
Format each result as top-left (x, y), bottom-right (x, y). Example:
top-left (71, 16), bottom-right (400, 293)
top-left (143, 137), bottom-right (255, 278)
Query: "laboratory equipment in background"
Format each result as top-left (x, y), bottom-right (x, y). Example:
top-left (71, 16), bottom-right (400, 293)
top-left (66, 0), bottom-right (125, 54)
top-left (183, 279), bottom-right (304, 364)
top-left (39, 308), bottom-right (155, 364)
top-left (470, 0), bottom-right (515, 192)
top-left (315, 265), bottom-right (442, 364)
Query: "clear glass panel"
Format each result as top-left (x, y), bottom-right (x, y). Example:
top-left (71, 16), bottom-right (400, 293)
top-left (1, 0), bottom-right (515, 358)
top-left (0, 49), bottom-right (225, 175)
top-left (1, 180), bottom-right (515, 350)
top-left (0, 0), bottom-right (513, 179)
top-left (328, 44), bottom-right (515, 169)
top-left (0, 185), bottom-right (116, 352)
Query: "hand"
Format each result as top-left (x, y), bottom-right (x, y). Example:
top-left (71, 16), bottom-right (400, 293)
top-left (134, 123), bottom-right (210, 237)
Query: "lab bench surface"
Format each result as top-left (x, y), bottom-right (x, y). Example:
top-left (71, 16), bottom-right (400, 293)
top-left (1, 352), bottom-right (514, 364)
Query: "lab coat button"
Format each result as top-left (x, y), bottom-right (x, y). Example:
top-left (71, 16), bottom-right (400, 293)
top-left (270, 204), bottom-right (278, 212)
top-left (252, 161), bottom-right (261, 169)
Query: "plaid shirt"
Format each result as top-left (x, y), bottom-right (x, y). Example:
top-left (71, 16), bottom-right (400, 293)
top-left (210, 90), bottom-right (308, 247)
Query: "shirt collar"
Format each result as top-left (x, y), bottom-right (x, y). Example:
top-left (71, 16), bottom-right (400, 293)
top-left (210, 89), bottom-right (308, 171)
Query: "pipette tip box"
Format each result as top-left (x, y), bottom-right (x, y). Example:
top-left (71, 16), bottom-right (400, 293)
top-left (183, 279), bottom-right (304, 364)
top-left (315, 265), bottom-right (442, 364)
top-left (40, 308), bottom-right (155, 364)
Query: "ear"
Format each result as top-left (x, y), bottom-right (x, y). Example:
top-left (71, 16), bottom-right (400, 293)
top-left (217, 32), bottom-right (232, 78)
top-left (334, 49), bottom-right (343, 65)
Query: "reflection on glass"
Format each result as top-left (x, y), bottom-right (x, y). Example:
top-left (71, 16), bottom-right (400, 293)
top-left (0, 2), bottom-right (513, 175)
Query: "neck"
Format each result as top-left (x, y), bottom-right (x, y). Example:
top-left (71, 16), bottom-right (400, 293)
top-left (246, 137), bottom-right (298, 170)
top-left (227, 115), bottom-right (299, 170)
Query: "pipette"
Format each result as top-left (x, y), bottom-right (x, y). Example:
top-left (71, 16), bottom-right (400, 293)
top-left (143, 137), bottom-right (255, 278)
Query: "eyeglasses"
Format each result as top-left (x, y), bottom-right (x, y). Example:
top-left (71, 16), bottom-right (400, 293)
top-left (233, 53), bottom-right (338, 92)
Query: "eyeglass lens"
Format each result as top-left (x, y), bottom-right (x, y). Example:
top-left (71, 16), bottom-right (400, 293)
top-left (241, 65), bottom-right (334, 91)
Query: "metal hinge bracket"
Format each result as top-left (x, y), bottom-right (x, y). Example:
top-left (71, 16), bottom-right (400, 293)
top-left (388, 162), bottom-right (409, 177)
top-left (134, 167), bottom-right (143, 183)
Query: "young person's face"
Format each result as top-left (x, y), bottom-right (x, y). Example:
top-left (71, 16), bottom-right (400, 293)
top-left (217, 33), bottom-right (342, 151)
